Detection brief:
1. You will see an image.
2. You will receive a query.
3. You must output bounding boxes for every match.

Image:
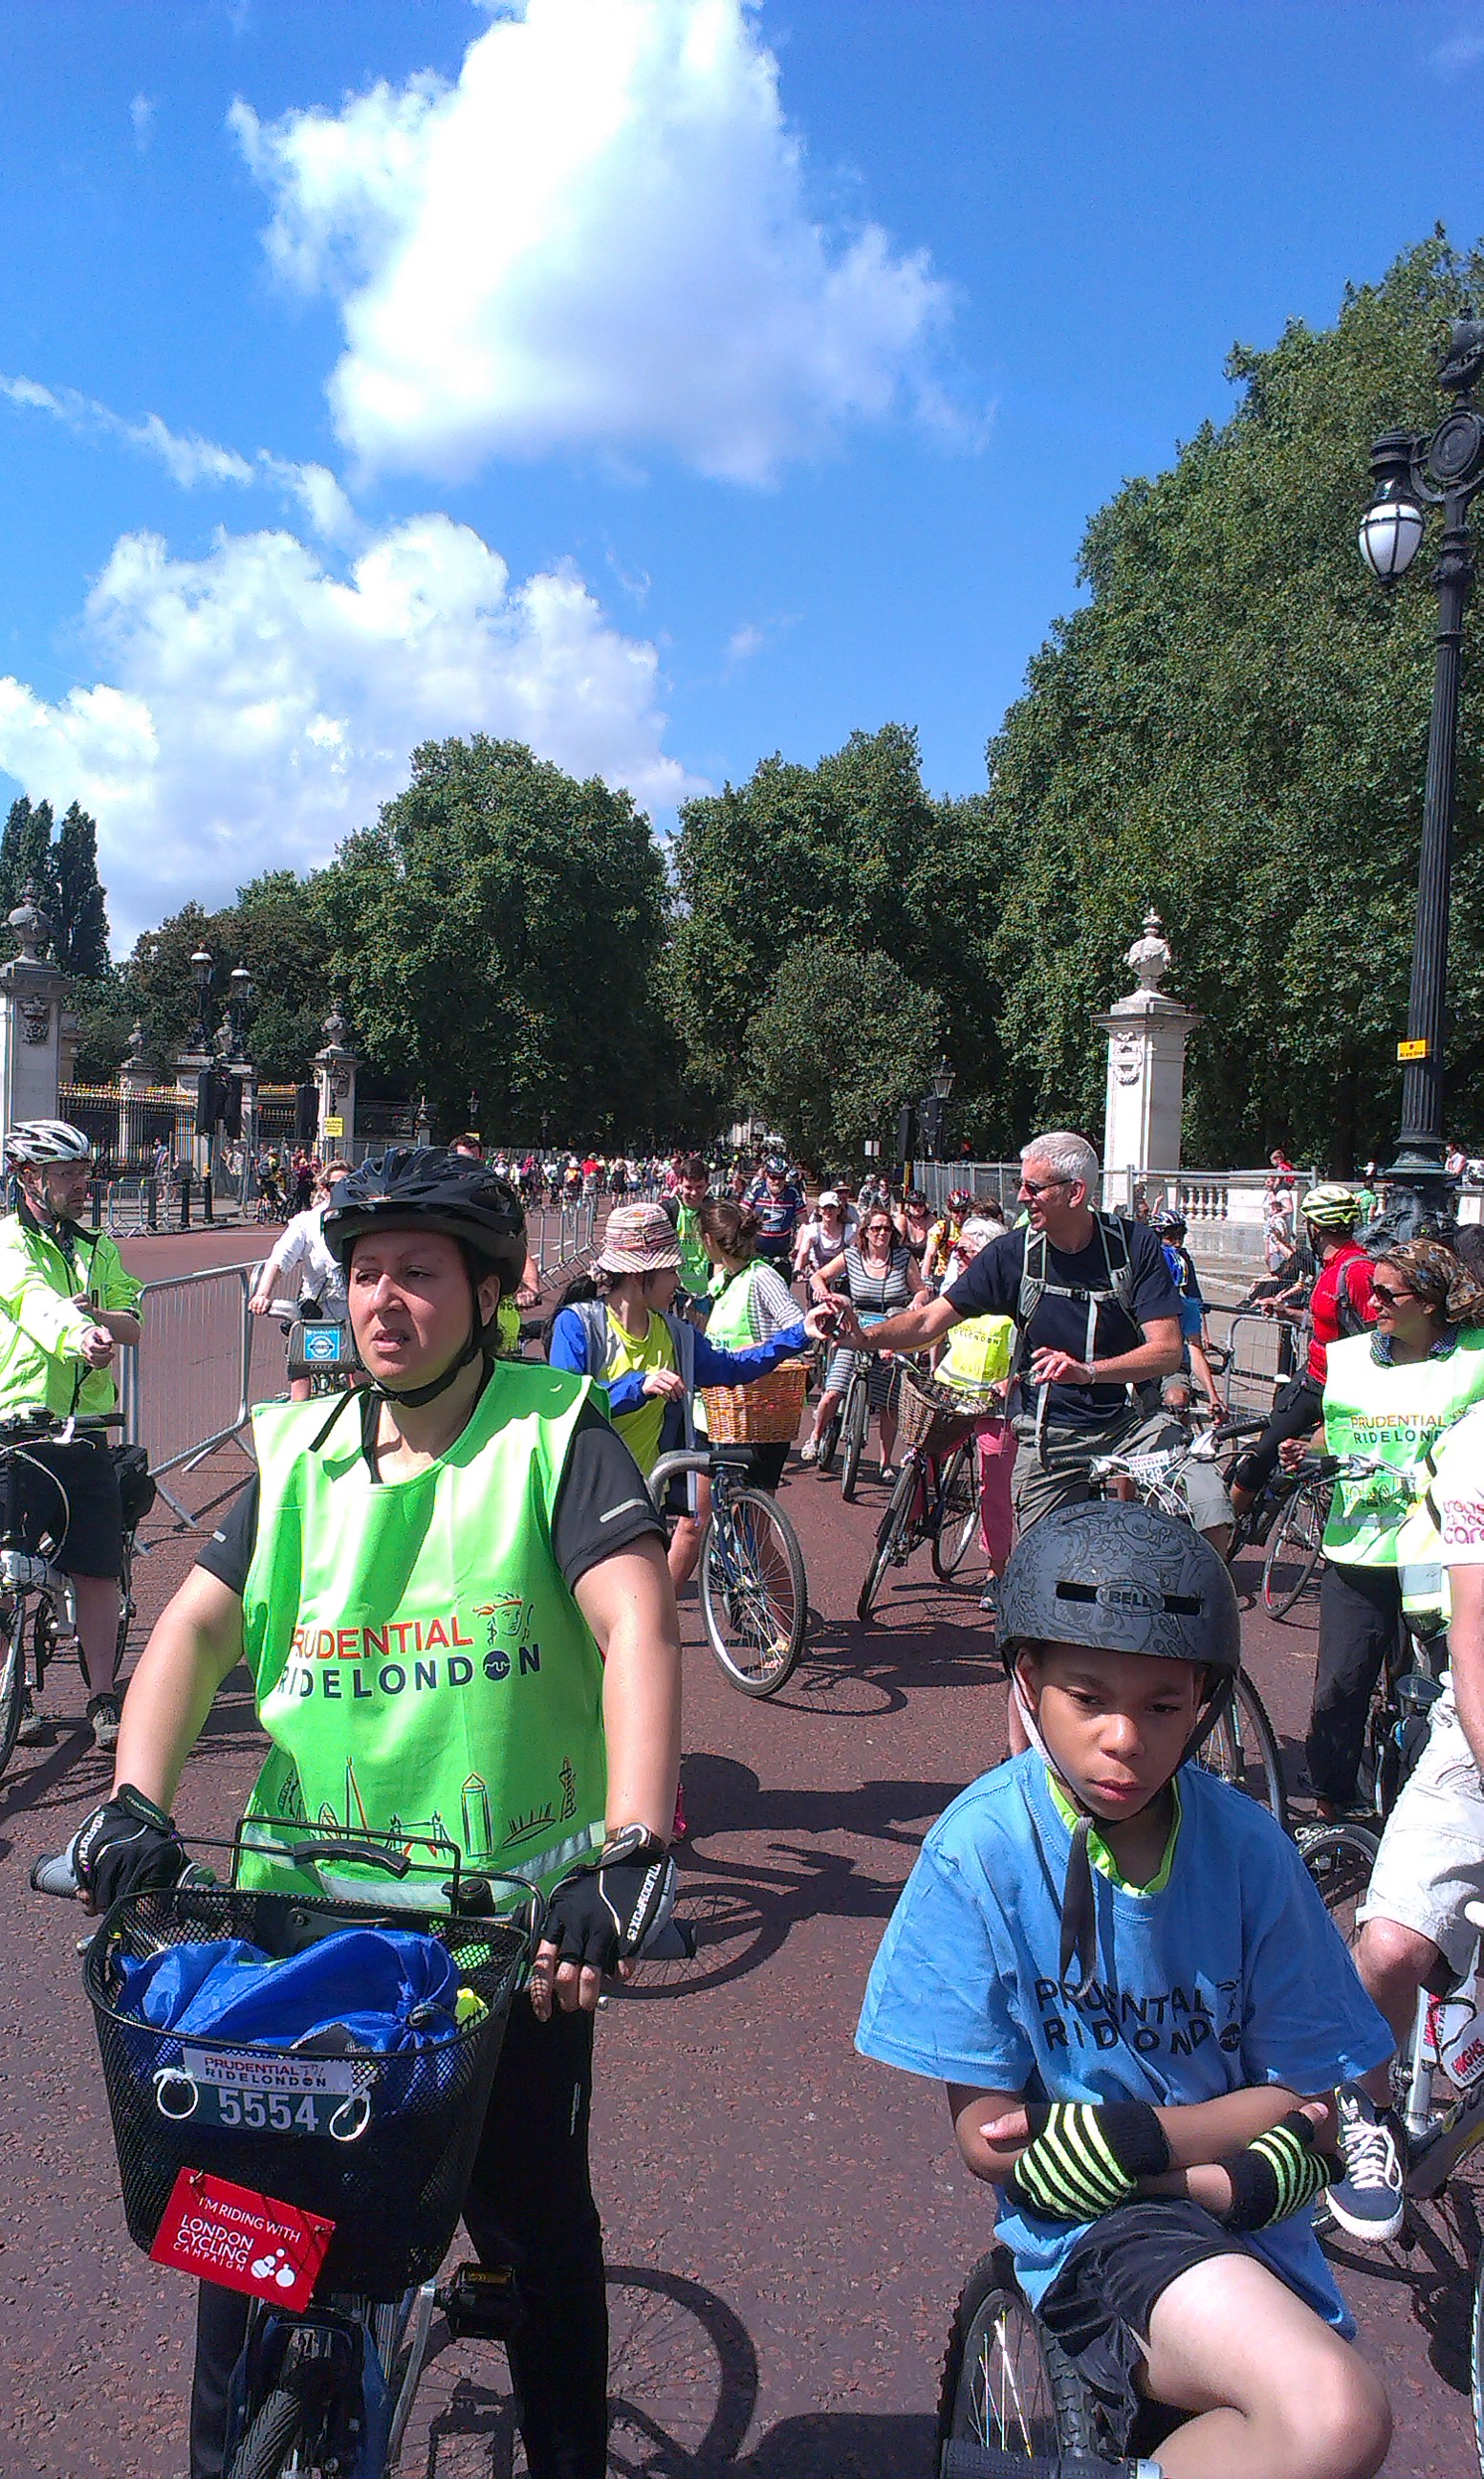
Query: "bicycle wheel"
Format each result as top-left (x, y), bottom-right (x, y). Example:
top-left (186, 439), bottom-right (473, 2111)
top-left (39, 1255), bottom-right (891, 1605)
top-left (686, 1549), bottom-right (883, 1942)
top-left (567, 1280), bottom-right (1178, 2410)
top-left (936, 2245), bottom-right (1098, 2460)
top-left (931, 1439), bottom-right (979, 1580)
top-left (816, 1395), bottom-right (842, 1475)
top-left (1191, 1669), bottom-right (1289, 1831)
top-left (0, 1591), bottom-right (24, 1779)
top-left (1262, 1481), bottom-right (1325, 1618)
top-left (858, 1462), bottom-right (919, 1623)
top-left (699, 1489), bottom-right (808, 1696)
top-left (1299, 1820), bottom-right (1379, 1951)
top-left (115, 1539), bottom-right (135, 1669)
top-left (224, 2380), bottom-right (310, 2479)
top-left (840, 1373), bottom-right (868, 1503)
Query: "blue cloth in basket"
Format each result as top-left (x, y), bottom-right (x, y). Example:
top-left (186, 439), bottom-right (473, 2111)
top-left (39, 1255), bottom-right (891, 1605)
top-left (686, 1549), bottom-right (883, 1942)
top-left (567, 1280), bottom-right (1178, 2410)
top-left (116, 1926), bottom-right (466, 2054)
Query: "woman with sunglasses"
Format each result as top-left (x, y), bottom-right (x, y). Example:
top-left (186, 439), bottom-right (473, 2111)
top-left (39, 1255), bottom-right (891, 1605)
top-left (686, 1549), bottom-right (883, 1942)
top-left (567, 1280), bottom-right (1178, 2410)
top-left (799, 1205), bottom-right (927, 1481)
top-left (1279, 1238), bottom-right (1484, 1823)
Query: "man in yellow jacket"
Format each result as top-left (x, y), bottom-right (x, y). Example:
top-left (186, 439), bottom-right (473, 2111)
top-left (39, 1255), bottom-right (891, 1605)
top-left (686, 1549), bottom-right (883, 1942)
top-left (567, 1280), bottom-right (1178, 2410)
top-left (0, 1120), bottom-right (142, 1746)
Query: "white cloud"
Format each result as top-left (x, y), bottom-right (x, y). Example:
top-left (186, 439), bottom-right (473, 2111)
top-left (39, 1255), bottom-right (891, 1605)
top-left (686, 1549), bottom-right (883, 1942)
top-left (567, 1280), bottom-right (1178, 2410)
top-left (1430, 25), bottom-right (1484, 73)
top-left (727, 622), bottom-right (764, 663)
top-left (231, 0), bottom-right (954, 485)
top-left (0, 516), bottom-right (703, 944)
top-left (130, 93), bottom-right (157, 152)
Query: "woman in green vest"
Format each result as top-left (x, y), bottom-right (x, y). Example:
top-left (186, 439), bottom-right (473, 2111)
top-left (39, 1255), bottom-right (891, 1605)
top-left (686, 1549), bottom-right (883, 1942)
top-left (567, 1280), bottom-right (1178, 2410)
top-left (1283, 1236), bottom-right (1484, 1819)
top-left (696, 1196), bottom-right (807, 1493)
top-left (68, 1149), bottom-right (682, 2479)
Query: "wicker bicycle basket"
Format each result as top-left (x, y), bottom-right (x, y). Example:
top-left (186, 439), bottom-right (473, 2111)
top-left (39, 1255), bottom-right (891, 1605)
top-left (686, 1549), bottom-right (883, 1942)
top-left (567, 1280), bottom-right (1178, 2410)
top-left (85, 1884), bottom-right (528, 2298)
top-left (896, 1367), bottom-right (999, 1459)
top-left (700, 1357), bottom-right (810, 1446)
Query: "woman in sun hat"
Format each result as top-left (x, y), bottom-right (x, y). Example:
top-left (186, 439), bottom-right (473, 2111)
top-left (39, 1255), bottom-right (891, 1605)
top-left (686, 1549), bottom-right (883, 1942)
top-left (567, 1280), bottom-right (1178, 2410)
top-left (548, 1201), bottom-right (831, 1589)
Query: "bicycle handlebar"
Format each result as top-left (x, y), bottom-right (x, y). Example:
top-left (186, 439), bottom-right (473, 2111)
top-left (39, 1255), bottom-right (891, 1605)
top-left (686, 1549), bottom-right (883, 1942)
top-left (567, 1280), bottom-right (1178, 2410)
top-left (289, 1837), bottom-right (412, 1877)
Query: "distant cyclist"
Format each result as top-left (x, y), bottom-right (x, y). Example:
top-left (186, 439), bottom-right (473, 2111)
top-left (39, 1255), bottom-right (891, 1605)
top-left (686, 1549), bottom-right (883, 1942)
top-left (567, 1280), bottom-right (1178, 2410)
top-left (745, 1154), bottom-right (806, 1273)
top-left (1229, 1185), bottom-right (1377, 1525)
top-left (0, 1119), bottom-right (142, 1749)
top-left (1152, 1207), bottom-right (1225, 1417)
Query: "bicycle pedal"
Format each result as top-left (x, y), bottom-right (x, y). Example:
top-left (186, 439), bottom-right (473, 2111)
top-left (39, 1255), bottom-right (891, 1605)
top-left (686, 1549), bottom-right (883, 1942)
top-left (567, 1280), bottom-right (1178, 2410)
top-left (440, 2260), bottom-right (524, 2341)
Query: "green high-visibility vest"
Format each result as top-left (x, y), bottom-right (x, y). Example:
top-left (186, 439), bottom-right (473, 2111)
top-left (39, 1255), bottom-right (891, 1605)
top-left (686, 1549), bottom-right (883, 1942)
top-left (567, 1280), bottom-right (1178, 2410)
top-left (1321, 1330), bottom-right (1484, 1568)
top-left (237, 1365), bottom-right (609, 1901)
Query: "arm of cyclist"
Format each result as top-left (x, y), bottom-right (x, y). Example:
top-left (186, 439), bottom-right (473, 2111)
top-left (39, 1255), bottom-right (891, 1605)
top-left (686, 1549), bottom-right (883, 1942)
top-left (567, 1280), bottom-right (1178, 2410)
top-left (953, 2083), bottom-right (1338, 2225)
top-left (1277, 1425), bottom-right (1325, 1472)
top-left (808, 1250), bottom-right (848, 1301)
top-left (531, 1534), bottom-right (682, 2021)
top-left (688, 1309), bottom-right (835, 1389)
top-left (4, 1257), bottom-right (116, 1367)
top-left (1445, 1563), bottom-right (1484, 1782)
top-left (1187, 1334), bottom-right (1225, 1413)
top-left (1029, 1312), bottom-right (1182, 1390)
top-left (832, 1291), bottom-right (960, 1355)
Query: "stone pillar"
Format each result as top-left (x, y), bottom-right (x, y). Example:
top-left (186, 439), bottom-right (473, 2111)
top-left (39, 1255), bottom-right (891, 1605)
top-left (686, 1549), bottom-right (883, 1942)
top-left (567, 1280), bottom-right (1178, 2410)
top-left (1094, 912), bottom-right (1199, 1210)
top-left (314, 1005), bottom-right (358, 1158)
top-left (118, 1021), bottom-right (151, 1170)
top-left (173, 1048), bottom-right (213, 1179)
top-left (0, 888), bottom-right (69, 1132)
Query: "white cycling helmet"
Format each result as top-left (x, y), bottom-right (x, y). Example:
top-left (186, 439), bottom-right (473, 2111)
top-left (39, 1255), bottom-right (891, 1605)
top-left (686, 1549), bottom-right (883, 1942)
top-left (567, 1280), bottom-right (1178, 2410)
top-left (4, 1118), bottom-right (95, 1168)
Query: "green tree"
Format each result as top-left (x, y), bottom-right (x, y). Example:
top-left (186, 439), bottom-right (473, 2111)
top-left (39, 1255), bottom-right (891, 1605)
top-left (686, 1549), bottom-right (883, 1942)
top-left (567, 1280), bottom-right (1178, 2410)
top-left (120, 875), bottom-right (331, 1082)
top-left (0, 796), bottom-right (56, 932)
top-left (985, 230), bottom-right (1484, 1169)
top-left (316, 736), bottom-right (679, 1139)
top-left (743, 938), bottom-right (942, 1167)
top-left (53, 801), bottom-right (110, 977)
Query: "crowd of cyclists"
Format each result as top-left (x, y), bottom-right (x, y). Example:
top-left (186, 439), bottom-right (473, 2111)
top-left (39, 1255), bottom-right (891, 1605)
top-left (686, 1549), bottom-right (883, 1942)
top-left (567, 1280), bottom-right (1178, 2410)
top-left (11, 1108), bottom-right (1484, 2476)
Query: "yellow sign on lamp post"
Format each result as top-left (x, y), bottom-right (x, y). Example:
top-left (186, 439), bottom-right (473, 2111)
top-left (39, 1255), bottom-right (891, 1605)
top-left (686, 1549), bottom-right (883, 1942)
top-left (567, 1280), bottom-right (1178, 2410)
top-left (324, 1115), bottom-right (344, 1138)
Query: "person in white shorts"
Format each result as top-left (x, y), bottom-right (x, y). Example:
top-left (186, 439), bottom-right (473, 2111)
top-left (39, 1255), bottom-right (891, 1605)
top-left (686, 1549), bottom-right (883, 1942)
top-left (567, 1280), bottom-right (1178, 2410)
top-left (1327, 1395), bottom-right (1484, 2240)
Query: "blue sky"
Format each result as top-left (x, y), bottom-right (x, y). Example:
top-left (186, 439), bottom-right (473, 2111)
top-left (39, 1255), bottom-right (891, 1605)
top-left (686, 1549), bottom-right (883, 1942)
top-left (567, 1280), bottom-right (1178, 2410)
top-left (1, 0), bottom-right (1482, 946)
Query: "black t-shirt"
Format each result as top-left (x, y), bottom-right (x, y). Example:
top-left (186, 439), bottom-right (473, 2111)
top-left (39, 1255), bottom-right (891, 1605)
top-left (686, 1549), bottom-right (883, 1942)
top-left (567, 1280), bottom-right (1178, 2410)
top-left (944, 1218), bottom-right (1180, 1430)
top-left (197, 1399), bottom-right (665, 1598)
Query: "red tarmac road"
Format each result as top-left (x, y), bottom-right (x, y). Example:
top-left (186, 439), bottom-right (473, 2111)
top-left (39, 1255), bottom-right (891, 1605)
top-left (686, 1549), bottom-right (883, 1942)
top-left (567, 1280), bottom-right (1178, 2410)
top-left (0, 1229), bottom-right (1475, 2474)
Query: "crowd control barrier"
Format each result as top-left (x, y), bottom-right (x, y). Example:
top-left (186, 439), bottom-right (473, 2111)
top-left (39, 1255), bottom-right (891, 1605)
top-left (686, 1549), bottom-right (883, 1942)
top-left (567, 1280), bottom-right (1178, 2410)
top-left (119, 1262), bottom-right (285, 1525)
top-left (1205, 1306), bottom-right (1298, 1415)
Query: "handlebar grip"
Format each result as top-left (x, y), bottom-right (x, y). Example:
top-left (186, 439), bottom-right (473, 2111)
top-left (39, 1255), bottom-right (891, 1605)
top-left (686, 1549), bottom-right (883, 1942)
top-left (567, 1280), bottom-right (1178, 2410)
top-left (30, 1841), bottom-right (79, 1897)
top-left (289, 1838), bottom-right (413, 1877)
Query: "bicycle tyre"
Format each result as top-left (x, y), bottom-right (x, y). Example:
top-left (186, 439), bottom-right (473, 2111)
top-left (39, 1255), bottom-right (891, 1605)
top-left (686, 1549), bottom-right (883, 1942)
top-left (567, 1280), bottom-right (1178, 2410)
top-left (1191, 1669), bottom-right (1289, 1831)
top-left (858, 1462), bottom-right (918, 1623)
top-left (816, 1396), bottom-right (842, 1475)
top-left (936, 2244), bottom-right (1100, 2459)
top-left (1299, 1820), bottom-right (1379, 1951)
top-left (699, 1488), bottom-right (808, 1697)
top-left (1262, 1481), bottom-right (1325, 1619)
top-left (931, 1440), bottom-right (979, 1581)
top-left (0, 1591), bottom-right (24, 1780)
top-left (840, 1374), bottom-right (867, 1503)
top-left (224, 2381), bottom-right (310, 2479)
top-left (115, 1540), bottom-right (135, 1669)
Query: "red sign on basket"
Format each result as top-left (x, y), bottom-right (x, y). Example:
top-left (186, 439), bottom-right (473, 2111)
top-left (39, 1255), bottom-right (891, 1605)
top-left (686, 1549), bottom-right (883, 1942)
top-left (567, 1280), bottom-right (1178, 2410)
top-left (150, 2169), bottom-right (334, 2309)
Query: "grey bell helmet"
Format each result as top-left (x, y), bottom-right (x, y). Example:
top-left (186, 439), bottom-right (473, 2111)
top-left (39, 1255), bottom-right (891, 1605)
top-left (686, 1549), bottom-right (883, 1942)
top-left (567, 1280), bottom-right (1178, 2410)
top-left (997, 1499), bottom-right (1240, 1680)
top-left (997, 1501), bottom-right (1242, 2001)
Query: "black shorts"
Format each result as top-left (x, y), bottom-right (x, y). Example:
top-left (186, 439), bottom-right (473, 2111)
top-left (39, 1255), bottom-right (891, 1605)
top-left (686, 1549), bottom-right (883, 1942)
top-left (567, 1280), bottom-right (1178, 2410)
top-left (1037, 2199), bottom-right (1252, 2449)
top-left (8, 1437), bottom-right (124, 1579)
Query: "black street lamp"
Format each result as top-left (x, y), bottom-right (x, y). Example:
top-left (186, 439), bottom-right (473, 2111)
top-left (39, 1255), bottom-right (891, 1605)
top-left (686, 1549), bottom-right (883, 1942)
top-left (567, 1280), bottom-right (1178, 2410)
top-left (918, 1057), bottom-right (955, 1160)
top-left (224, 964), bottom-right (254, 1061)
top-left (189, 948), bottom-right (214, 1053)
top-left (1358, 315), bottom-right (1484, 1230)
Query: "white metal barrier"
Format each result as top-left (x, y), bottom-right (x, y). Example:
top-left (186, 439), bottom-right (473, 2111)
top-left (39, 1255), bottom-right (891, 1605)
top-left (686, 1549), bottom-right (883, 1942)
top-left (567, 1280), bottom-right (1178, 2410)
top-left (119, 1262), bottom-right (278, 1524)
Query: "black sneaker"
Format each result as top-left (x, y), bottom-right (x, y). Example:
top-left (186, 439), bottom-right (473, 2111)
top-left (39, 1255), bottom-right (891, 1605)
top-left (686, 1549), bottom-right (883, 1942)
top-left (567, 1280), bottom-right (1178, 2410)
top-left (1326, 2082), bottom-right (1406, 2242)
top-left (86, 1691), bottom-right (121, 1751)
top-left (16, 1691), bottom-right (46, 1744)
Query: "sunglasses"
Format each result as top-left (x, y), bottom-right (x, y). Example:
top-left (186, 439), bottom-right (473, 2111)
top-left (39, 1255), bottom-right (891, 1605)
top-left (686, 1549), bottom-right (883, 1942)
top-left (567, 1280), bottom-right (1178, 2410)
top-left (1019, 1175), bottom-right (1072, 1198)
top-left (1369, 1283), bottom-right (1414, 1306)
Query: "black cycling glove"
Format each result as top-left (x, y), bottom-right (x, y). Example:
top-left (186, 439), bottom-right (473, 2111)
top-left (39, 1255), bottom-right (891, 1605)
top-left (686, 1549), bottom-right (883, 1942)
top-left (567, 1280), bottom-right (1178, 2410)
top-left (74, 1784), bottom-right (186, 1909)
top-left (542, 1826), bottom-right (676, 1972)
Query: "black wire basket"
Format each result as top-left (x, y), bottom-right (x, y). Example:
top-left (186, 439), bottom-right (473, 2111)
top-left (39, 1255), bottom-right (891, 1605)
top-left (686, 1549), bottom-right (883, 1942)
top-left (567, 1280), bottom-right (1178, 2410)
top-left (85, 1882), bottom-right (529, 2297)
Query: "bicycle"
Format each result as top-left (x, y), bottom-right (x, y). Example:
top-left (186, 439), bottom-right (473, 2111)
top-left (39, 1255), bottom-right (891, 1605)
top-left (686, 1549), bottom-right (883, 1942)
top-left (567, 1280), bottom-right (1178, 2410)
top-left (649, 1446), bottom-right (809, 1697)
top-left (34, 1824), bottom-right (693, 2479)
top-left (1260, 1446), bottom-right (1414, 1624)
top-left (0, 1406), bottom-right (149, 1780)
top-left (1087, 1428), bottom-right (1289, 1830)
top-left (856, 1368), bottom-right (986, 1626)
top-left (838, 1347), bottom-right (871, 1500)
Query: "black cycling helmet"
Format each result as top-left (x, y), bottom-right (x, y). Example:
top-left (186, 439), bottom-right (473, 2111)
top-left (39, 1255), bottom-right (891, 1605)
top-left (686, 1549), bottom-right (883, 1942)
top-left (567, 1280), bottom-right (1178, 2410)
top-left (998, 1503), bottom-right (1240, 1997)
top-left (318, 1150), bottom-right (528, 1418)
top-left (998, 1500), bottom-right (1240, 1678)
top-left (764, 1153), bottom-right (789, 1178)
top-left (322, 1148), bottom-right (527, 1293)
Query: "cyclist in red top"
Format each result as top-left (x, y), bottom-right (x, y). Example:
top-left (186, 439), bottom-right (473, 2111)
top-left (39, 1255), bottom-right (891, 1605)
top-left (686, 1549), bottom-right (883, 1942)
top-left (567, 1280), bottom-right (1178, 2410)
top-left (1230, 1186), bottom-right (1376, 1520)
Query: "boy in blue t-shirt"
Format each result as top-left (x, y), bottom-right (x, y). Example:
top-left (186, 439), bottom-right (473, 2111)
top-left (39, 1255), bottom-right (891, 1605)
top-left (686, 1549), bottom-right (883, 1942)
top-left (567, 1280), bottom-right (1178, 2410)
top-left (857, 1503), bottom-right (1393, 2479)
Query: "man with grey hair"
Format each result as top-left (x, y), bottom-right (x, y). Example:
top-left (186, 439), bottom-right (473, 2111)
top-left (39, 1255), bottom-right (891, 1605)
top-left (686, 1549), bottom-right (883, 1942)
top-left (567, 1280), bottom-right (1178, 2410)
top-left (834, 1128), bottom-right (1232, 1552)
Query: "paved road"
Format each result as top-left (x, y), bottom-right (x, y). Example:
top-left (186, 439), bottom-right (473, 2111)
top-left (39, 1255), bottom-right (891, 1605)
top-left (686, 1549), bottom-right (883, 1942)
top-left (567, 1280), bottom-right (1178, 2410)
top-left (0, 1258), bottom-right (1475, 2476)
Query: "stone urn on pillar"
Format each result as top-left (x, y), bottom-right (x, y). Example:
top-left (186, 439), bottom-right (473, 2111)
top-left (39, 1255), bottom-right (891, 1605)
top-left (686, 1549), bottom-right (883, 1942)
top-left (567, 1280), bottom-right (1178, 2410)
top-left (0, 885), bottom-right (68, 1132)
top-left (1094, 911), bottom-right (1199, 1210)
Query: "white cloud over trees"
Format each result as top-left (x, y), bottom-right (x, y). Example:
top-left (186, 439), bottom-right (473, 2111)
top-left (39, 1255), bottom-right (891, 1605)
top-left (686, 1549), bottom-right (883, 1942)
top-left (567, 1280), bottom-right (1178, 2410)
top-left (232, 0), bottom-right (951, 484)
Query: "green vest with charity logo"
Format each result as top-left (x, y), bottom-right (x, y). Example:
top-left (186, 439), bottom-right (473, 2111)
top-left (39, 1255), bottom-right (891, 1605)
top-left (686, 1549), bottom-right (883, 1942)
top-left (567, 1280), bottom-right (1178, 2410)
top-left (238, 1364), bottom-right (608, 1902)
top-left (1321, 1329), bottom-right (1484, 1568)
top-left (1395, 1393), bottom-right (1484, 1632)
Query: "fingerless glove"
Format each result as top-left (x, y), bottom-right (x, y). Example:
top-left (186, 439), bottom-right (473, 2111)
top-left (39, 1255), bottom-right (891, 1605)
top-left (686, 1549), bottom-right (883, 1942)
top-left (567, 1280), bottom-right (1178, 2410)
top-left (1220, 2112), bottom-right (1337, 2230)
top-left (1003, 2100), bottom-right (1170, 2222)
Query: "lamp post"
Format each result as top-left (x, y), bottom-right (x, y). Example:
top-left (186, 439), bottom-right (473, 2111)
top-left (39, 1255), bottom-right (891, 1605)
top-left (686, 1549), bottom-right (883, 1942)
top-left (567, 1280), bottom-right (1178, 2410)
top-left (1358, 315), bottom-right (1484, 1231)
top-left (189, 949), bottom-right (214, 1055)
top-left (919, 1057), bottom-right (955, 1160)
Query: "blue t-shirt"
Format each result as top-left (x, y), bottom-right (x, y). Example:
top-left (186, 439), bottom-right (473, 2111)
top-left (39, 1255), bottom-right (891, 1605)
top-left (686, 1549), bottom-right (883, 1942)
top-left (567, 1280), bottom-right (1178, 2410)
top-left (1162, 1242), bottom-right (1205, 1342)
top-left (856, 1755), bottom-right (1391, 2329)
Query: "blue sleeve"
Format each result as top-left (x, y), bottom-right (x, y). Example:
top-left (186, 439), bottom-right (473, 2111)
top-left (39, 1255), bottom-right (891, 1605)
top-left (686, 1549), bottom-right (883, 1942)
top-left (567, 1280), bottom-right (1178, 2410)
top-left (1127, 1224), bottom-right (1182, 1327)
top-left (549, 1309), bottom-right (649, 1413)
top-left (944, 1230), bottom-right (1021, 1320)
top-left (1240, 1834), bottom-right (1394, 2093)
top-left (857, 1833), bottom-right (1035, 2092)
top-left (691, 1322), bottom-right (808, 1386)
